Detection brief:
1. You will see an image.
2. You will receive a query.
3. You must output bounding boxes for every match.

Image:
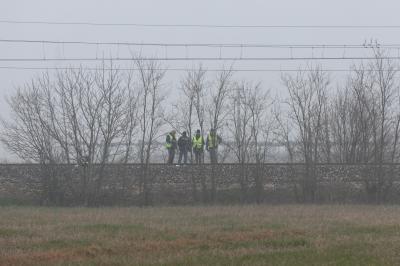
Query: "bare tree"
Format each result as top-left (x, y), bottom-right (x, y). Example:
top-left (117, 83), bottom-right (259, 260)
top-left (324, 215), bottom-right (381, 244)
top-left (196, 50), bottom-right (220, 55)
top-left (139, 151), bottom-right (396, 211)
top-left (191, 67), bottom-right (207, 137)
top-left (0, 76), bottom-right (66, 204)
top-left (249, 85), bottom-right (274, 203)
top-left (1, 62), bottom-right (143, 205)
top-left (204, 68), bottom-right (233, 200)
top-left (92, 65), bottom-right (129, 202)
top-left (170, 65), bottom-right (207, 163)
top-left (227, 81), bottom-right (272, 202)
top-left (135, 59), bottom-right (166, 205)
top-left (281, 67), bottom-right (329, 202)
top-left (120, 69), bottom-right (140, 164)
top-left (330, 49), bottom-right (400, 202)
top-left (228, 81), bottom-right (253, 165)
top-left (208, 68), bottom-right (234, 132)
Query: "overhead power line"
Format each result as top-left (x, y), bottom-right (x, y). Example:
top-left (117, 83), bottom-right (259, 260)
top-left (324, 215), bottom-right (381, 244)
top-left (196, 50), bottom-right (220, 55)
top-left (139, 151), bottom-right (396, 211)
top-left (0, 66), bottom-right (353, 72)
top-left (2, 20), bottom-right (400, 29)
top-left (0, 56), bottom-right (399, 62)
top-left (0, 66), bottom-right (399, 73)
top-left (0, 39), bottom-right (396, 49)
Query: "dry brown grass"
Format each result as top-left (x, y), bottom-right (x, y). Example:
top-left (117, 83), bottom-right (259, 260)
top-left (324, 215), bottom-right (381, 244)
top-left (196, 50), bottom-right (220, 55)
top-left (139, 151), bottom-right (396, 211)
top-left (1, 205), bottom-right (400, 265)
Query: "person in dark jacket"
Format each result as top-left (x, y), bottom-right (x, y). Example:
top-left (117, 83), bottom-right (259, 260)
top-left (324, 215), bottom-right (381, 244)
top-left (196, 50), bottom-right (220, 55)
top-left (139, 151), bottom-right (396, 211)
top-left (165, 130), bottom-right (177, 164)
top-left (178, 131), bottom-right (190, 164)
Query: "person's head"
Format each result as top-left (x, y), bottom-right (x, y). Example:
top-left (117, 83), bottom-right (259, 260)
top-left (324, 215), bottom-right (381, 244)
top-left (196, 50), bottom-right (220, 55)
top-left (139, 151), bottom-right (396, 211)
top-left (182, 131), bottom-right (187, 136)
top-left (196, 129), bottom-right (201, 136)
top-left (171, 130), bottom-right (176, 136)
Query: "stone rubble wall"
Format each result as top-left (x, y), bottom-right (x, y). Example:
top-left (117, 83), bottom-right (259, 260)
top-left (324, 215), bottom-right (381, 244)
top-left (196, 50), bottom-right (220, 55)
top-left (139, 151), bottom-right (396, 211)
top-left (0, 164), bottom-right (400, 205)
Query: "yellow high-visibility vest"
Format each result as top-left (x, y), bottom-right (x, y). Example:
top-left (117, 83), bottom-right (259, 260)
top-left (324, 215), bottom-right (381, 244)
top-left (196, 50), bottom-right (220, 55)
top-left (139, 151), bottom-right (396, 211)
top-left (207, 134), bottom-right (218, 149)
top-left (165, 133), bottom-right (174, 149)
top-left (192, 136), bottom-right (204, 149)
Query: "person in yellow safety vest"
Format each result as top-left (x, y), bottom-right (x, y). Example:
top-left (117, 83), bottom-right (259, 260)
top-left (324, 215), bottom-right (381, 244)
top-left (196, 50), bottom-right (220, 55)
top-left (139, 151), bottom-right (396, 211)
top-left (206, 128), bottom-right (222, 164)
top-left (192, 129), bottom-right (205, 164)
top-left (165, 130), bottom-right (177, 164)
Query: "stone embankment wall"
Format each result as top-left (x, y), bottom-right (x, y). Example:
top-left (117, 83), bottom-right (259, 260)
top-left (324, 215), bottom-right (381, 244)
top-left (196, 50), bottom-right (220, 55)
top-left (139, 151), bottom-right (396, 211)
top-left (1, 164), bottom-right (400, 205)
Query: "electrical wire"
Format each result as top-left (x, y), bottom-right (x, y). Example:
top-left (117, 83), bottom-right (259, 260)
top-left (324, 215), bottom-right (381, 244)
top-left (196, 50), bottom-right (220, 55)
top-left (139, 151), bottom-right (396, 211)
top-left (2, 20), bottom-right (400, 29)
top-left (0, 56), bottom-right (399, 62)
top-left (0, 39), bottom-right (394, 49)
top-left (0, 66), bottom-right (398, 72)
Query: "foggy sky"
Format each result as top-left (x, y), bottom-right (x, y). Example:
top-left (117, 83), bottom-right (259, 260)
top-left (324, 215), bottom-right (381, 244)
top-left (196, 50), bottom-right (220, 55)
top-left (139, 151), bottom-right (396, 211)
top-left (1, 0), bottom-right (400, 160)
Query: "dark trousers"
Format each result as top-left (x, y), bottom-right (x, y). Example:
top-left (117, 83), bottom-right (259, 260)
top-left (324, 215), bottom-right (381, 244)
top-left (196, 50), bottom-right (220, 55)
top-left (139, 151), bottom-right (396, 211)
top-left (178, 150), bottom-right (188, 164)
top-left (167, 149), bottom-right (175, 164)
top-left (209, 148), bottom-right (218, 164)
top-left (194, 150), bottom-right (203, 164)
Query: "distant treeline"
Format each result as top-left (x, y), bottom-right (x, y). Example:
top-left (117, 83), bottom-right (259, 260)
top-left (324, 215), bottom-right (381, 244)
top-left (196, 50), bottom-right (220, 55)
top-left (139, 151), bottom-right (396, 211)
top-left (2, 49), bottom-right (400, 204)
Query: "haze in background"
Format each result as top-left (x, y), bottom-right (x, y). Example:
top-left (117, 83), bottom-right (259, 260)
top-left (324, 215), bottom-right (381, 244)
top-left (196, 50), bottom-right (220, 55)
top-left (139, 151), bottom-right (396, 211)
top-left (1, 0), bottom-right (400, 160)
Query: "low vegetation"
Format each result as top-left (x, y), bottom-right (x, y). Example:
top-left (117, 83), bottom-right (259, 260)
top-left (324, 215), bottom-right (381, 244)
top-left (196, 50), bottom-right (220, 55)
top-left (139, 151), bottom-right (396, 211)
top-left (1, 205), bottom-right (400, 265)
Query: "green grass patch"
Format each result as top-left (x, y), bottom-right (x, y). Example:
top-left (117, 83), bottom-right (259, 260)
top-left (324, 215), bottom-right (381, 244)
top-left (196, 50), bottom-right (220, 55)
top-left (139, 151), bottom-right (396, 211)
top-left (262, 238), bottom-right (309, 249)
top-left (166, 245), bottom-right (383, 266)
top-left (78, 223), bottom-right (146, 234)
top-left (30, 238), bottom-right (92, 251)
top-left (1, 205), bottom-right (400, 265)
top-left (259, 222), bottom-right (287, 230)
top-left (333, 224), bottom-right (400, 236)
top-left (222, 237), bottom-right (309, 250)
top-left (235, 247), bottom-right (383, 266)
top-left (0, 228), bottom-right (30, 237)
top-left (220, 221), bottom-right (248, 232)
top-left (0, 198), bottom-right (34, 207)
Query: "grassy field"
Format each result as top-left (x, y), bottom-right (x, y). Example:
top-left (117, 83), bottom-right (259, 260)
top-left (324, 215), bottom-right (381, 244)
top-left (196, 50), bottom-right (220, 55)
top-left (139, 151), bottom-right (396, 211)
top-left (1, 205), bottom-right (400, 265)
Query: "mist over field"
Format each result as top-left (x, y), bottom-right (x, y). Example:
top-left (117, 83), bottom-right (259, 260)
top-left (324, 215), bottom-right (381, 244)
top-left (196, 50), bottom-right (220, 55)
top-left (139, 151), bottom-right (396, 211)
top-left (2, 1), bottom-right (400, 265)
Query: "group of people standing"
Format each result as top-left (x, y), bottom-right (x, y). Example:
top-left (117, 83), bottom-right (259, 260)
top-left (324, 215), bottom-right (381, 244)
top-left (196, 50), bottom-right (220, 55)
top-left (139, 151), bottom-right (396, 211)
top-left (165, 129), bottom-right (222, 164)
